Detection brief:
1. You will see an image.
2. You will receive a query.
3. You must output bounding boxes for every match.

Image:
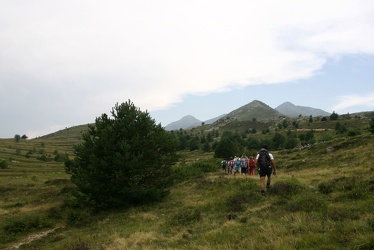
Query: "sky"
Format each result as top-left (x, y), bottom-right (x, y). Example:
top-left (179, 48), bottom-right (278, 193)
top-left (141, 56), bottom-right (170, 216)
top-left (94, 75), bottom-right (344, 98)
top-left (1, 0), bottom-right (374, 139)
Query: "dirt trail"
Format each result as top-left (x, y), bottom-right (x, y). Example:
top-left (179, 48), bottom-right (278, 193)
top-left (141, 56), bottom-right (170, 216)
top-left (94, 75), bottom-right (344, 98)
top-left (5, 225), bottom-right (63, 250)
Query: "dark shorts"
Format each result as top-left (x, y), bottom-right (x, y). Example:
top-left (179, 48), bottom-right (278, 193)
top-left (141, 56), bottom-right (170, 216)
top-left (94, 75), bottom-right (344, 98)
top-left (241, 167), bottom-right (248, 174)
top-left (258, 167), bottom-right (272, 177)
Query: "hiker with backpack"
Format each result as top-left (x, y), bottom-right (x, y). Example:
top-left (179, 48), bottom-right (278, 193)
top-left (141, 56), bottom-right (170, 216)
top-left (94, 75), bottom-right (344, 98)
top-left (248, 156), bottom-right (256, 176)
top-left (255, 145), bottom-right (276, 196)
top-left (233, 155), bottom-right (241, 176)
top-left (228, 157), bottom-right (235, 174)
top-left (240, 154), bottom-right (249, 176)
top-left (221, 159), bottom-right (227, 173)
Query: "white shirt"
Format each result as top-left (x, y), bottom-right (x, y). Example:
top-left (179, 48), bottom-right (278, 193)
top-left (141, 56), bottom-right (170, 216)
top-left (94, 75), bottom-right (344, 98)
top-left (255, 152), bottom-right (274, 161)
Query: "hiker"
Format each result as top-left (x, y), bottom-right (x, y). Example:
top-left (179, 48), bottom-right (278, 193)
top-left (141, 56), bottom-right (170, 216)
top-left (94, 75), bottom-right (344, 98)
top-left (248, 156), bottom-right (256, 176)
top-left (255, 145), bottom-right (276, 196)
top-left (228, 157), bottom-right (235, 174)
top-left (240, 154), bottom-right (249, 176)
top-left (233, 155), bottom-right (241, 176)
top-left (221, 159), bottom-right (227, 173)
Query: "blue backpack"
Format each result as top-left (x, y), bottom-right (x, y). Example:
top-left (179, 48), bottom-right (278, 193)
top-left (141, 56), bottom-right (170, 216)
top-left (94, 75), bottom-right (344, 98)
top-left (235, 158), bottom-right (241, 166)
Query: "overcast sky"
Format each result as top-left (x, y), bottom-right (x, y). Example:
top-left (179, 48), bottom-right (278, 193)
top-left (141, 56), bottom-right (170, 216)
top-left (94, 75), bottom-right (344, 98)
top-left (1, 0), bottom-right (374, 138)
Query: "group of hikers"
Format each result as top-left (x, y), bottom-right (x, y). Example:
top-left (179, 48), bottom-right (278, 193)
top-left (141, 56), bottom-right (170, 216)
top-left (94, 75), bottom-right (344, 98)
top-left (220, 145), bottom-right (276, 196)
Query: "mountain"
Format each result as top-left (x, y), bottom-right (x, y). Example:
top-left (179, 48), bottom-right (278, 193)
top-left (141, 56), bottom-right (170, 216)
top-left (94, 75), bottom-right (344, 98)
top-left (164, 114), bottom-right (226, 131)
top-left (164, 115), bottom-right (202, 131)
top-left (164, 100), bottom-right (331, 130)
top-left (224, 100), bottom-right (283, 120)
top-left (204, 113), bottom-right (226, 125)
top-left (276, 102), bottom-right (330, 118)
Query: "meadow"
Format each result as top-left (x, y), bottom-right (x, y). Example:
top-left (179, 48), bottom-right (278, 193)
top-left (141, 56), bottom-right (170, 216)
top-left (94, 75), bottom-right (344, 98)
top-left (1, 120), bottom-right (374, 249)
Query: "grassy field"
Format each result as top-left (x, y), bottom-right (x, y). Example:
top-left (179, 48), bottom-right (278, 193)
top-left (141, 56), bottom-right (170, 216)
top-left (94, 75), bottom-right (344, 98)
top-left (1, 126), bottom-right (374, 249)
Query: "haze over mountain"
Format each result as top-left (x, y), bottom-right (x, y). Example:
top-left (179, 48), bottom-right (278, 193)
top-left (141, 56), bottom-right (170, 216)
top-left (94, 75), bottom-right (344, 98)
top-left (164, 115), bottom-right (201, 131)
top-left (165, 100), bottom-right (330, 130)
top-left (164, 114), bottom-right (226, 131)
top-left (275, 101), bottom-right (331, 118)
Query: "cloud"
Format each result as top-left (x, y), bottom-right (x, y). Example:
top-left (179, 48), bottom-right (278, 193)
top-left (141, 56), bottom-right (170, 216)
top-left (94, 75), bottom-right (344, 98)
top-left (1, 1), bottom-right (374, 137)
top-left (333, 93), bottom-right (374, 112)
top-left (1, 1), bottom-right (373, 105)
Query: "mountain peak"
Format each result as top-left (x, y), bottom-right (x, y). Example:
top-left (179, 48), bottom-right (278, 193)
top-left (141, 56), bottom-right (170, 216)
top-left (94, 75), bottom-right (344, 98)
top-left (225, 100), bottom-right (282, 120)
top-left (276, 102), bottom-right (330, 117)
top-left (164, 115), bottom-right (201, 131)
top-left (181, 115), bottom-right (197, 119)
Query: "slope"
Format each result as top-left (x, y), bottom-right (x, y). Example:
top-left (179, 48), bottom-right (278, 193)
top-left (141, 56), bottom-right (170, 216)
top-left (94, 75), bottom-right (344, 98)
top-left (276, 101), bottom-right (330, 117)
top-left (1, 133), bottom-right (373, 249)
top-left (224, 99), bottom-right (283, 121)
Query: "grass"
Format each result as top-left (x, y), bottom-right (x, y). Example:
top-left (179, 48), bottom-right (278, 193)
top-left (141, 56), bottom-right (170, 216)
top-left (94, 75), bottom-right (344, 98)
top-left (1, 127), bottom-right (374, 249)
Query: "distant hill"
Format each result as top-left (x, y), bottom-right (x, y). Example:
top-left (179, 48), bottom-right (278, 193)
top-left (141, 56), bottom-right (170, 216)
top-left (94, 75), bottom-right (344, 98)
top-left (276, 102), bottom-right (330, 118)
top-left (204, 114), bottom-right (226, 125)
top-left (224, 100), bottom-right (283, 120)
top-left (164, 114), bottom-right (226, 131)
top-left (164, 115), bottom-right (202, 131)
top-left (164, 100), bottom-right (309, 130)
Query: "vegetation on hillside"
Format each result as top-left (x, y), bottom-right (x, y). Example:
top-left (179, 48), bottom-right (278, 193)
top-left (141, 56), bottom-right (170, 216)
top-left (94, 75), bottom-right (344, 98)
top-left (0, 109), bottom-right (373, 249)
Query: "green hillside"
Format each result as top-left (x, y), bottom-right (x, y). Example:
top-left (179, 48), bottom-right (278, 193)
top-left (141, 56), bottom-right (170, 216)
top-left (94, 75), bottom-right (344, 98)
top-left (1, 113), bottom-right (374, 249)
top-left (224, 100), bottom-right (284, 121)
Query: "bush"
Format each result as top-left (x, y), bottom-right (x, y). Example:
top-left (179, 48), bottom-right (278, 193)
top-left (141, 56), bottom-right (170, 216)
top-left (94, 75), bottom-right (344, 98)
top-left (318, 176), bottom-right (356, 195)
top-left (172, 160), bottom-right (218, 184)
top-left (318, 182), bottom-right (334, 194)
top-left (226, 181), bottom-right (260, 212)
top-left (270, 181), bottom-right (302, 196)
top-left (319, 176), bottom-right (371, 202)
top-left (357, 239), bottom-right (374, 250)
top-left (368, 218), bottom-right (374, 231)
top-left (327, 206), bottom-right (360, 221)
top-left (3, 215), bottom-right (51, 234)
top-left (66, 209), bottom-right (93, 226)
top-left (54, 153), bottom-right (68, 162)
top-left (0, 159), bottom-right (8, 169)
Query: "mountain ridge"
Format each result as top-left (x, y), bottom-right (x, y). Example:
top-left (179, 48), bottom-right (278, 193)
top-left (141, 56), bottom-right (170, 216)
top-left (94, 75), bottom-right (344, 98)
top-left (275, 101), bottom-right (330, 118)
top-left (164, 100), bottom-right (330, 130)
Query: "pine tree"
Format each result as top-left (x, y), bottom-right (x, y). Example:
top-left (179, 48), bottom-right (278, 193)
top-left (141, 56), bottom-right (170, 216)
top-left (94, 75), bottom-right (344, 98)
top-left (65, 100), bottom-right (178, 210)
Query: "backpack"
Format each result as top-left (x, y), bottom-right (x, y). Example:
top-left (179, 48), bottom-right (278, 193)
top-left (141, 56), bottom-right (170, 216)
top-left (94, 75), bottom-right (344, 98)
top-left (235, 158), bottom-right (241, 166)
top-left (221, 160), bottom-right (227, 167)
top-left (257, 149), bottom-right (271, 169)
top-left (249, 159), bottom-right (256, 167)
top-left (229, 160), bottom-right (234, 167)
top-left (240, 158), bottom-right (248, 168)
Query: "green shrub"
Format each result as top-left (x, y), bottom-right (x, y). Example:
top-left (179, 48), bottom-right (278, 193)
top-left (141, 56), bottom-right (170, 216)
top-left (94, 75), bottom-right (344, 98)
top-left (0, 159), bottom-right (8, 169)
top-left (54, 153), bottom-right (68, 162)
top-left (270, 180), bottom-right (302, 196)
top-left (327, 206), bottom-right (360, 221)
top-left (3, 215), bottom-right (51, 234)
top-left (368, 218), bottom-right (374, 231)
top-left (226, 181), bottom-right (261, 212)
top-left (319, 176), bottom-right (356, 195)
top-left (172, 160), bottom-right (218, 184)
top-left (227, 194), bottom-right (252, 212)
top-left (66, 209), bottom-right (93, 226)
top-left (357, 238), bottom-right (374, 250)
top-left (318, 182), bottom-right (334, 194)
top-left (37, 154), bottom-right (47, 161)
